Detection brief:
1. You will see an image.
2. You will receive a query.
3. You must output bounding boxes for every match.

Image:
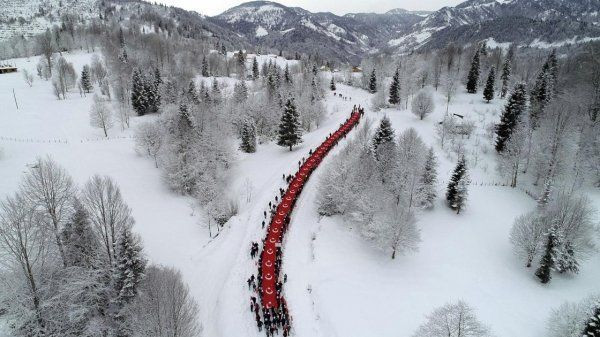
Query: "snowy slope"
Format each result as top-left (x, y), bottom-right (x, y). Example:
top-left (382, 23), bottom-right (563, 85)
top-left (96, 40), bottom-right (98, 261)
top-left (1, 53), bottom-right (599, 337)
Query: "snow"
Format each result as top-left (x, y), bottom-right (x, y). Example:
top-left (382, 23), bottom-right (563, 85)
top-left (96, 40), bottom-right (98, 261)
top-left (484, 37), bottom-right (512, 50)
top-left (255, 26), bottom-right (269, 37)
top-left (527, 36), bottom-right (600, 49)
top-left (0, 52), bottom-right (211, 328)
top-left (1, 52), bottom-right (599, 337)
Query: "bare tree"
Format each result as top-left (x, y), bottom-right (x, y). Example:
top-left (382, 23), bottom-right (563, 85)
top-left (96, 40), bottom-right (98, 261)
top-left (0, 193), bottom-right (48, 331)
top-left (81, 175), bottom-right (133, 266)
top-left (52, 56), bottom-right (77, 99)
top-left (38, 29), bottom-right (53, 76)
top-left (444, 75), bottom-right (457, 114)
top-left (135, 121), bottom-right (164, 167)
top-left (90, 94), bottom-right (113, 137)
top-left (413, 301), bottom-right (490, 337)
top-left (412, 88), bottom-right (435, 120)
top-left (547, 295), bottom-right (600, 337)
top-left (21, 156), bottom-right (75, 267)
top-left (22, 69), bottom-right (34, 87)
top-left (509, 211), bottom-right (547, 267)
top-left (130, 265), bottom-right (200, 337)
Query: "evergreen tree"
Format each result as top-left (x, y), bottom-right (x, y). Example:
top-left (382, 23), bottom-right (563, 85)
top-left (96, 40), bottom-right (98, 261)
top-left (582, 304), bottom-right (600, 337)
top-left (266, 71), bottom-right (277, 100)
top-left (535, 228), bottom-right (556, 284)
top-left (277, 98), bottom-right (303, 151)
top-left (545, 49), bottom-right (558, 90)
top-left (466, 50), bottom-right (480, 94)
top-left (553, 240), bottom-right (579, 274)
top-left (240, 118), bottom-right (257, 153)
top-left (81, 65), bottom-right (93, 93)
top-left (312, 64), bottom-right (318, 76)
top-left (252, 57), bottom-right (259, 80)
top-left (112, 227), bottom-right (146, 307)
top-left (330, 76), bottom-right (336, 91)
top-left (530, 72), bottom-right (553, 129)
top-left (483, 66), bottom-right (495, 103)
top-left (388, 68), bottom-right (401, 105)
top-left (500, 57), bottom-right (511, 98)
top-left (211, 78), bottom-right (221, 104)
top-left (131, 68), bottom-right (147, 116)
top-left (495, 83), bottom-right (527, 152)
top-left (152, 66), bottom-right (162, 111)
top-left (368, 68), bottom-right (377, 94)
top-left (418, 147), bottom-right (438, 208)
top-left (233, 80), bottom-right (248, 103)
top-left (372, 116), bottom-right (395, 152)
top-left (236, 49), bottom-right (245, 78)
top-left (187, 80), bottom-right (199, 104)
top-left (143, 75), bottom-right (158, 113)
top-left (118, 27), bottom-right (125, 48)
top-left (201, 56), bottom-right (209, 77)
top-left (283, 64), bottom-right (293, 85)
top-left (61, 200), bottom-right (100, 269)
top-left (446, 156), bottom-right (469, 214)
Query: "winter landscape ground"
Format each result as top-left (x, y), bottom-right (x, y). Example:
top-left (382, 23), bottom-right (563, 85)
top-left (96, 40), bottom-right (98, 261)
top-left (1, 1), bottom-right (600, 337)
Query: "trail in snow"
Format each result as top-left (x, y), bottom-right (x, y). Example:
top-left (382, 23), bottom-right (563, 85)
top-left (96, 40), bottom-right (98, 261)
top-left (253, 108), bottom-right (363, 337)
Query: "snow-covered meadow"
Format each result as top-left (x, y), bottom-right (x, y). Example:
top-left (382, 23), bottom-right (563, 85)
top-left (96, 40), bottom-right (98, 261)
top-left (1, 51), bottom-right (599, 337)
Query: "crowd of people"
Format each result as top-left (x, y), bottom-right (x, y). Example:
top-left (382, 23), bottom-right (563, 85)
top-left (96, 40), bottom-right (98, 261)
top-left (247, 106), bottom-right (364, 336)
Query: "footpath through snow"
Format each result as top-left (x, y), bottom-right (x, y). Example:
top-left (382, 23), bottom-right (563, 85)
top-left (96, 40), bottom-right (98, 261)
top-left (255, 107), bottom-right (364, 335)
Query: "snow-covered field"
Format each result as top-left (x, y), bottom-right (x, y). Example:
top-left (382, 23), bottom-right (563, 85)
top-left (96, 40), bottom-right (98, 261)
top-left (1, 52), bottom-right (599, 337)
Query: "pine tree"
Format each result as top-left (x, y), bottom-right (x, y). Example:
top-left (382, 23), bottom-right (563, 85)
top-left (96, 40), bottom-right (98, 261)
top-left (112, 227), bottom-right (146, 307)
top-left (283, 64), bottom-right (293, 85)
top-left (582, 304), bottom-right (600, 337)
top-left (495, 83), bottom-right (527, 152)
top-left (466, 50), bottom-right (480, 94)
top-left (535, 228), bottom-right (556, 284)
top-left (131, 68), bottom-right (147, 116)
top-left (330, 76), bottom-right (336, 91)
top-left (277, 98), bottom-right (303, 151)
top-left (483, 66), bottom-right (495, 103)
top-left (233, 80), bottom-right (248, 103)
top-left (252, 57), bottom-right (259, 80)
top-left (372, 116), bottom-right (395, 152)
top-left (240, 118), bottom-right (257, 153)
top-left (143, 75), bottom-right (158, 113)
top-left (553, 240), bottom-right (579, 274)
top-left (81, 65), bottom-right (93, 93)
top-left (545, 49), bottom-right (558, 90)
top-left (201, 56), bottom-right (209, 77)
top-left (118, 27), bottom-right (125, 48)
top-left (61, 200), bottom-right (99, 269)
top-left (418, 147), bottom-right (438, 208)
top-left (152, 66), bottom-right (162, 112)
top-left (266, 71), bottom-right (277, 100)
top-left (211, 78), bottom-right (221, 104)
top-left (446, 156), bottom-right (469, 214)
top-left (368, 68), bottom-right (377, 94)
top-left (500, 57), bottom-right (511, 98)
top-left (237, 49), bottom-right (245, 78)
top-left (388, 68), bottom-right (401, 106)
top-left (187, 80), bottom-right (199, 104)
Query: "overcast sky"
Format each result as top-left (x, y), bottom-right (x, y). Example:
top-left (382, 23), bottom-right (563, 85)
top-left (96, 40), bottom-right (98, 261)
top-left (158, 0), bottom-right (464, 16)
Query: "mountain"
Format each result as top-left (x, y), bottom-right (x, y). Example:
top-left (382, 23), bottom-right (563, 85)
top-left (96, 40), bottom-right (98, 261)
top-left (0, 0), bottom-right (99, 40)
top-left (2, 0), bottom-right (600, 62)
top-left (210, 1), bottom-right (425, 63)
top-left (386, 0), bottom-right (600, 52)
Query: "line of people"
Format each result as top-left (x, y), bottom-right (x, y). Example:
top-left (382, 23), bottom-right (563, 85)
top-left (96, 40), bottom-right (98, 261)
top-left (247, 106), bottom-right (364, 336)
